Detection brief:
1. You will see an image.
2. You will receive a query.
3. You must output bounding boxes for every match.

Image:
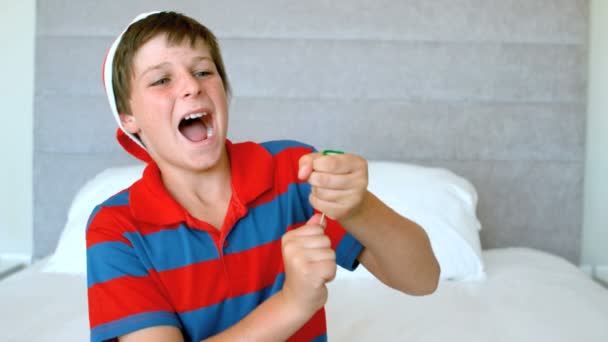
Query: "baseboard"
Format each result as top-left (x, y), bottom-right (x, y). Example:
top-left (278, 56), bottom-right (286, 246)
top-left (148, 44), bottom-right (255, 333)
top-left (581, 264), bottom-right (608, 287)
top-left (0, 253), bottom-right (30, 280)
top-left (595, 265), bottom-right (608, 286)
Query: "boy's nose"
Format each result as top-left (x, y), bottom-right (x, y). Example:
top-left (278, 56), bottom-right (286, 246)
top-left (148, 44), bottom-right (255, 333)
top-left (181, 74), bottom-right (202, 98)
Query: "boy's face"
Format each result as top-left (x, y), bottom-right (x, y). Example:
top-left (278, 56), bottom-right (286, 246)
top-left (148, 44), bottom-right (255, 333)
top-left (121, 34), bottom-right (229, 173)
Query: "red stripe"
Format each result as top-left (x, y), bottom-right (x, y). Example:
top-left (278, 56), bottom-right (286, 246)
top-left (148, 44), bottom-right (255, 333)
top-left (157, 239), bottom-right (284, 312)
top-left (224, 240), bottom-right (285, 297)
top-left (323, 218), bottom-right (347, 251)
top-left (159, 258), bottom-right (229, 312)
top-left (86, 207), bottom-right (134, 248)
top-left (288, 308), bottom-right (326, 342)
top-left (88, 273), bottom-right (174, 328)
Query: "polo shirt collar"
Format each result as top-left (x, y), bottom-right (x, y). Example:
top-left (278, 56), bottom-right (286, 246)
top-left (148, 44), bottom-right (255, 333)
top-left (129, 140), bottom-right (274, 226)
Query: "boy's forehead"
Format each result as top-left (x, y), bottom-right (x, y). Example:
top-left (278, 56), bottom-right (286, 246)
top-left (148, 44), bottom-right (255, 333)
top-left (132, 34), bottom-right (212, 71)
top-left (137, 33), bottom-right (211, 56)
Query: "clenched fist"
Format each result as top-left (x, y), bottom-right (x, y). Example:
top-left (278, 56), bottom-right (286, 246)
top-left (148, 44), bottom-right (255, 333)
top-left (280, 214), bottom-right (336, 316)
top-left (298, 152), bottom-right (369, 222)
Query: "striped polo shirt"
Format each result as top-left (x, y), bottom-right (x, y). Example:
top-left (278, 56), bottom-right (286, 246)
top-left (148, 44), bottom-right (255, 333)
top-left (86, 140), bottom-right (364, 342)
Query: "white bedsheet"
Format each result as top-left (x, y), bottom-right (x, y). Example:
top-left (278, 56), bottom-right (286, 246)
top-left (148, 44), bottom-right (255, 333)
top-left (327, 248), bottom-right (608, 341)
top-left (1, 248), bottom-right (607, 341)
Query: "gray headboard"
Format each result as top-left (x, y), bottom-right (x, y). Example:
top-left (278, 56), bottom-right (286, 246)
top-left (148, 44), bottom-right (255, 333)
top-left (34, 0), bottom-right (588, 263)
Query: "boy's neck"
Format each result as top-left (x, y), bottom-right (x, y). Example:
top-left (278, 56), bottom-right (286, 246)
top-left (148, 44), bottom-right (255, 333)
top-left (159, 151), bottom-right (233, 229)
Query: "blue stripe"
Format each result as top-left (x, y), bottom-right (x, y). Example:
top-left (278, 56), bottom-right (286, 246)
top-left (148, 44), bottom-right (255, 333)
top-left (123, 224), bottom-right (220, 272)
top-left (336, 232), bottom-right (364, 271)
top-left (87, 241), bottom-right (149, 287)
top-left (311, 334), bottom-right (327, 342)
top-left (226, 182), bottom-right (314, 254)
top-left (261, 140), bottom-right (316, 156)
top-left (102, 190), bottom-right (130, 207)
top-left (180, 273), bottom-right (285, 340)
top-left (86, 191), bottom-right (130, 230)
top-left (91, 311), bottom-right (181, 342)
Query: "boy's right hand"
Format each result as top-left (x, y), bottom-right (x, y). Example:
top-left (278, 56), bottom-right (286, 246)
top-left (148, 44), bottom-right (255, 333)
top-left (280, 213), bottom-right (337, 316)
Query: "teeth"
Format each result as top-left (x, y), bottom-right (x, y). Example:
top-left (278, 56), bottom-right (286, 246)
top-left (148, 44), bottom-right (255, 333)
top-left (184, 112), bottom-right (207, 121)
top-left (207, 125), bottom-right (214, 137)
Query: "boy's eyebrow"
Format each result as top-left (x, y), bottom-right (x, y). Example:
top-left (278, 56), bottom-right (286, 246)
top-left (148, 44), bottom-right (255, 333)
top-left (139, 56), bottom-right (213, 77)
top-left (140, 62), bottom-right (170, 77)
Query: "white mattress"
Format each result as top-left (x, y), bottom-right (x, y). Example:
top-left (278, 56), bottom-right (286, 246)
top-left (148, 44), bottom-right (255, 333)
top-left (1, 248), bottom-right (607, 342)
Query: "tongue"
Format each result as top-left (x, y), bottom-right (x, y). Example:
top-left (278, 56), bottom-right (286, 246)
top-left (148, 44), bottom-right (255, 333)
top-left (180, 120), bottom-right (208, 142)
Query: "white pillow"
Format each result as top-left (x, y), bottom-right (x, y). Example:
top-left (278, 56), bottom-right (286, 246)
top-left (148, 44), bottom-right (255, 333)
top-left (43, 164), bottom-right (145, 275)
top-left (338, 161), bottom-right (485, 281)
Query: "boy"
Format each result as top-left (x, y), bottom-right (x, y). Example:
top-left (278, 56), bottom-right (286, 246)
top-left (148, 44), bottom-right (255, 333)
top-left (87, 11), bottom-right (439, 342)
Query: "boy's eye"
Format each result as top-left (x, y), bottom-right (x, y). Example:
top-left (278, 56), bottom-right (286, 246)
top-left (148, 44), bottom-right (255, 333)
top-left (150, 78), bottom-right (170, 86)
top-left (194, 70), bottom-right (212, 78)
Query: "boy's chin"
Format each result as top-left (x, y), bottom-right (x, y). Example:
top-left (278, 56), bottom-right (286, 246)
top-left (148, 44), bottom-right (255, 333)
top-left (184, 148), bottom-right (227, 172)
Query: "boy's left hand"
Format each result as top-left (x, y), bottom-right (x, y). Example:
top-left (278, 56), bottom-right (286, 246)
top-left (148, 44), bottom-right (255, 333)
top-left (298, 152), bottom-right (369, 222)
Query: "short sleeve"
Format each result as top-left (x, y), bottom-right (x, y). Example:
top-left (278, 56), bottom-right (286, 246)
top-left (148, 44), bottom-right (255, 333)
top-left (324, 218), bottom-right (364, 271)
top-left (86, 207), bottom-right (181, 342)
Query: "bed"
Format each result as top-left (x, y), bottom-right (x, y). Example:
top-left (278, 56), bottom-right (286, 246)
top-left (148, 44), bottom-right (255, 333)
top-left (8, 0), bottom-right (601, 341)
top-left (2, 247), bottom-right (608, 341)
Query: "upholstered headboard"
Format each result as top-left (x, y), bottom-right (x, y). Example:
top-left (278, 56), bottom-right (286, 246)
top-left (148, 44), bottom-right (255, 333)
top-left (34, 0), bottom-right (588, 263)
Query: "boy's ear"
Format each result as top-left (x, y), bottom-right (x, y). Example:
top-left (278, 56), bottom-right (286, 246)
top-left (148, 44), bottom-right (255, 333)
top-left (119, 113), bottom-right (140, 134)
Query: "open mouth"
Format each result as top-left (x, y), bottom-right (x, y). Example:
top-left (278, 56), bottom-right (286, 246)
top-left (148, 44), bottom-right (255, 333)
top-left (178, 112), bottom-right (214, 142)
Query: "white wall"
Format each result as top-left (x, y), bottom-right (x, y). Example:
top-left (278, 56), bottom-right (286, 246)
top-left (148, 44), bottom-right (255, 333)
top-left (582, 1), bottom-right (608, 271)
top-left (0, 1), bottom-right (35, 262)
